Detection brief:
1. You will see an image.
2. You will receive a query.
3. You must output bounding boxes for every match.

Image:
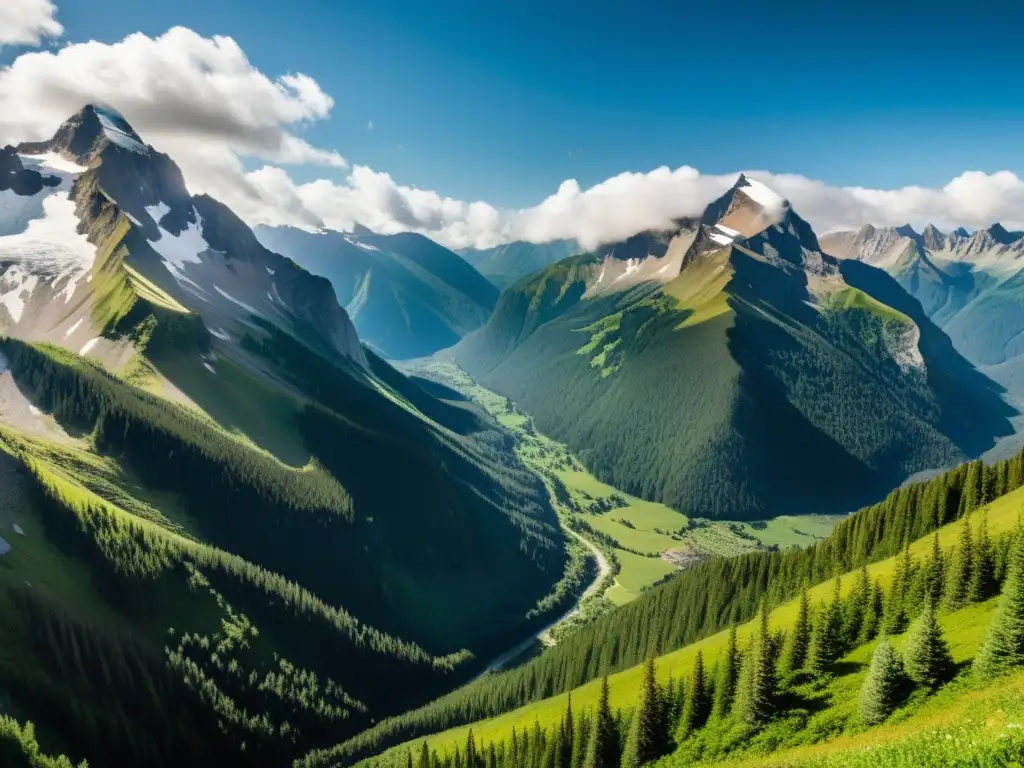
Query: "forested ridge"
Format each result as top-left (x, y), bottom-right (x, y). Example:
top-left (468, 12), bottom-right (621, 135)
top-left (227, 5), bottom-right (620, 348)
top-left (455, 226), bottom-right (1013, 522)
top-left (318, 447), bottom-right (1024, 764)
top-left (0, 331), bottom-right (579, 767)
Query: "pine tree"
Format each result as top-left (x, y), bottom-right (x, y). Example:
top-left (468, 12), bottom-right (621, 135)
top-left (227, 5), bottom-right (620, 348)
top-left (947, 515), bottom-right (974, 610)
top-left (923, 533), bottom-right (945, 608)
top-left (466, 729), bottom-right (479, 768)
top-left (843, 567), bottom-right (871, 646)
top-left (583, 677), bottom-right (618, 768)
top-left (903, 598), bottom-right (954, 689)
top-left (969, 512), bottom-right (998, 603)
top-left (974, 528), bottom-right (1024, 679)
top-left (883, 545), bottom-right (913, 634)
top-left (560, 694), bottom-right (574, 768)
top-left (859, 637), bottom-right (908, 725)
top-left (621, 659), bottom-right (664, 768)
top-left (961, 460), bottom-right (982, 516)
top-left (677, 651), bottom-right (709, 739)
top-left (418, 742), bottom-right (431, 768)
top-left (859, 580), bottom-right (884, 644)
top-left (569, 714), bottom-right (587, 768)
top-left (734, 605), bottom-right (776, 726)
top-left (712, 626), bottom-right (741, 717)
top-left (809, 579), bottom-right (845, 675)
top-left (783, 590), bottom-right (811, 674)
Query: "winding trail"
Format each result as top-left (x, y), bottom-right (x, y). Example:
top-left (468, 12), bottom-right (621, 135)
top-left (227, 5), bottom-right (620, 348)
top-left (474, 527), bottom-right (610, 680)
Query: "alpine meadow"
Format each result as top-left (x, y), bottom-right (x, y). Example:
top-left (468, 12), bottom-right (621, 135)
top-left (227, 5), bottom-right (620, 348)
top-left (3, 3), bottom-right (1024, 768)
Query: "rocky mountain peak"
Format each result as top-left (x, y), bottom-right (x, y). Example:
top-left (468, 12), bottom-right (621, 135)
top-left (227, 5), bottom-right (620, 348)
top-left (18, 104), bottom-right (149, 166)
top-left (921, 223), bottom-right (946, 250)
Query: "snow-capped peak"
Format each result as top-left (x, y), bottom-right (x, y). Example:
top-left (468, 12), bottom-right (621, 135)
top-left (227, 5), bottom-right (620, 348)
top-left (735, 174), bottom-right (789, 213)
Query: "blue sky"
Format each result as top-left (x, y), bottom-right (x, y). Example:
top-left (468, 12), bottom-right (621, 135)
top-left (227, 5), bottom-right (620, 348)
top-left (19, 0), bottom-right (1024, 208)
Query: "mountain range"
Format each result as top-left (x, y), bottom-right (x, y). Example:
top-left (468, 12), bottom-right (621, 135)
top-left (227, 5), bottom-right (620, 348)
top-left (455, 175), bottom-right (1015, 519)
top-left (0, 106), bottom-right (571, 766)
top-left (255, 224), bottom-right (499, 360)
top-left (821, 222), bottom-right (1024, 398)
top-left (458, 239), bottom-right (581, 290)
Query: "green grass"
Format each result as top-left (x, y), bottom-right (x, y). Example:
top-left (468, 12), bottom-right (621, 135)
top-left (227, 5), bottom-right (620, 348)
top-left (826, 287), bottom-right (913, 325)
top-left (368, 486), bottom-right (1024, 763)
top-left (605, 550), bottom-right (677, 604)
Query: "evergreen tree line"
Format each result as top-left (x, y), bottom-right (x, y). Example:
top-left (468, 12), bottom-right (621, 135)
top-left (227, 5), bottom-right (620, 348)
top-left (369, 516), bottom-right (1024, 768)
top-left (326, 449), bottom-right (1024, 763)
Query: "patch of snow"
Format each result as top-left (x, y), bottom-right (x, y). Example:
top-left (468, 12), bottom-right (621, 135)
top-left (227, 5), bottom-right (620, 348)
top-left (13, 524), bottom-right (24, 536)
top-left (0, 191), bottom-right (97, 299)
top-left (147, 202), bottom-right (171, 225)
top-left (64, 318), bottom-right (84, 337)
top-left (739, 176), bottom-right (787, 210)
top-left (202, 362), bottom-right (216, 374)
top-left (0, 537), bottom-right (10, 556)
top-left (79, 338), bottom-right (100, 356)
top-left (145, 205), bottom-right (210, 287)
top-left (352, 239), bottom-right (381, 253)
top-left (96, 110), bottom-right (148, 155)
top-left (20, 152), bottom-right (88, 176)
top-left (28, 405), bottom-right (41, 416)
top-left (209, 327), bottom-right (231, 341)
top-left (0, 188), bottom-right (46, 238)
top-left (715, 223), bottom-right (742, 238)
top-left (125, 211), bottom-right (142, 226)
top-left (213, 285), bottom-right (260, 315)
top-left (0, 266), bottom-right (40, 322)
top-left (709, 232), bottom-right (734, 246)
top-left (595, 266), bottom-right (606, 283)
top-left (266, 266), bottom-right (275, 275)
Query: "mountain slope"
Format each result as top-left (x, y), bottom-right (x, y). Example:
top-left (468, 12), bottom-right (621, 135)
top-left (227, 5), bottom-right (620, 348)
top-left (456, 176), bottom-right (1014, 520)
top-left (254, 225), bottom-right (498, 359)
top-left (822, 223), bottom-right (1024, 397)
top-left (0, 106), bottom-right (570, 767)
top-left (458, 239), bottom-right (581, 290)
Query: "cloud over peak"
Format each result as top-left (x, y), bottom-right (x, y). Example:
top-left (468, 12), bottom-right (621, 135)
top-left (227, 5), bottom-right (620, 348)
top-left (3, 15), bottom-right (1024, 252)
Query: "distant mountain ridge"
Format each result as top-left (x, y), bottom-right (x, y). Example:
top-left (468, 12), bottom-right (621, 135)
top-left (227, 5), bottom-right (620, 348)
top-left (822, 221), bottom-right (1024, 396)
top-left (456, 175), bottom-right (1015, 520)
top-left (255, 224), bottom-right (498, 360)
top-left (458, 239), bottom-right (581, 290)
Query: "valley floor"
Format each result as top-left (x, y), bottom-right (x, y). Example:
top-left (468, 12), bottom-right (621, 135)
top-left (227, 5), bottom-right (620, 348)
top-left (407, 360), bottom-right (843, 641)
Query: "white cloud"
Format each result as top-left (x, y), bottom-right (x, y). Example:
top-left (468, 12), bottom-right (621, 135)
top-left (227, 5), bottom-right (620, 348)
top-left (3, 21), bottom-right (1024, 253)
top-left (0, 26), bottom-right (343, 208)
top-left (0, 0), bottom-right (63, 47)
top-left (229, 163), bottom-right (1024, 252)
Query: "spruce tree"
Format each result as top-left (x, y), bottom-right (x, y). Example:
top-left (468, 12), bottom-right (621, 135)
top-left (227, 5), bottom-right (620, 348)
top-left (712, 626), bottom-right (740, 717)
top-left (569, 714), bottom-right (587, 768)
top-left (783, 590), bottom-right (811, 674)
top-left (560, 694), bottom-right (574, 768)
top-left (947, 515), bottom-right (974, 610)
top-left (734, 605), bottom-right (776, 726)
top-left (961, 460), bottom-right (982, 516)
top-left (883, 545), bottom-right (913, 634)
top-left (621, 659), bottom-right (664, 768)
top-left (859, 637), bottom-right (908, 725)
top-left (859, 580), bottom-right (884, 644)
top-left (903, 598), bottom-right (954, 689)
top-left (583, 677), bottom-right (618, 768)
top-left (974, 528), bottom-right (1024, 679)
top-left (969, 512), bottom-right (998, 602)
top-left (923, 533), bottom-right (945, 608)
top-left (843, 567), bottom-right (871, 645)
top-left (419, 742), bottom-right (431, 768)
top-left (809, 580), bottom-right (845, 675)
top-left (677, 651), bottom-right (709, 739)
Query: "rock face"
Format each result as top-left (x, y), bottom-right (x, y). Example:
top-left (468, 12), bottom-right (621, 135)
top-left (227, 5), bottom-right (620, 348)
top-left (2, 105), bottom-right (366, 368)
